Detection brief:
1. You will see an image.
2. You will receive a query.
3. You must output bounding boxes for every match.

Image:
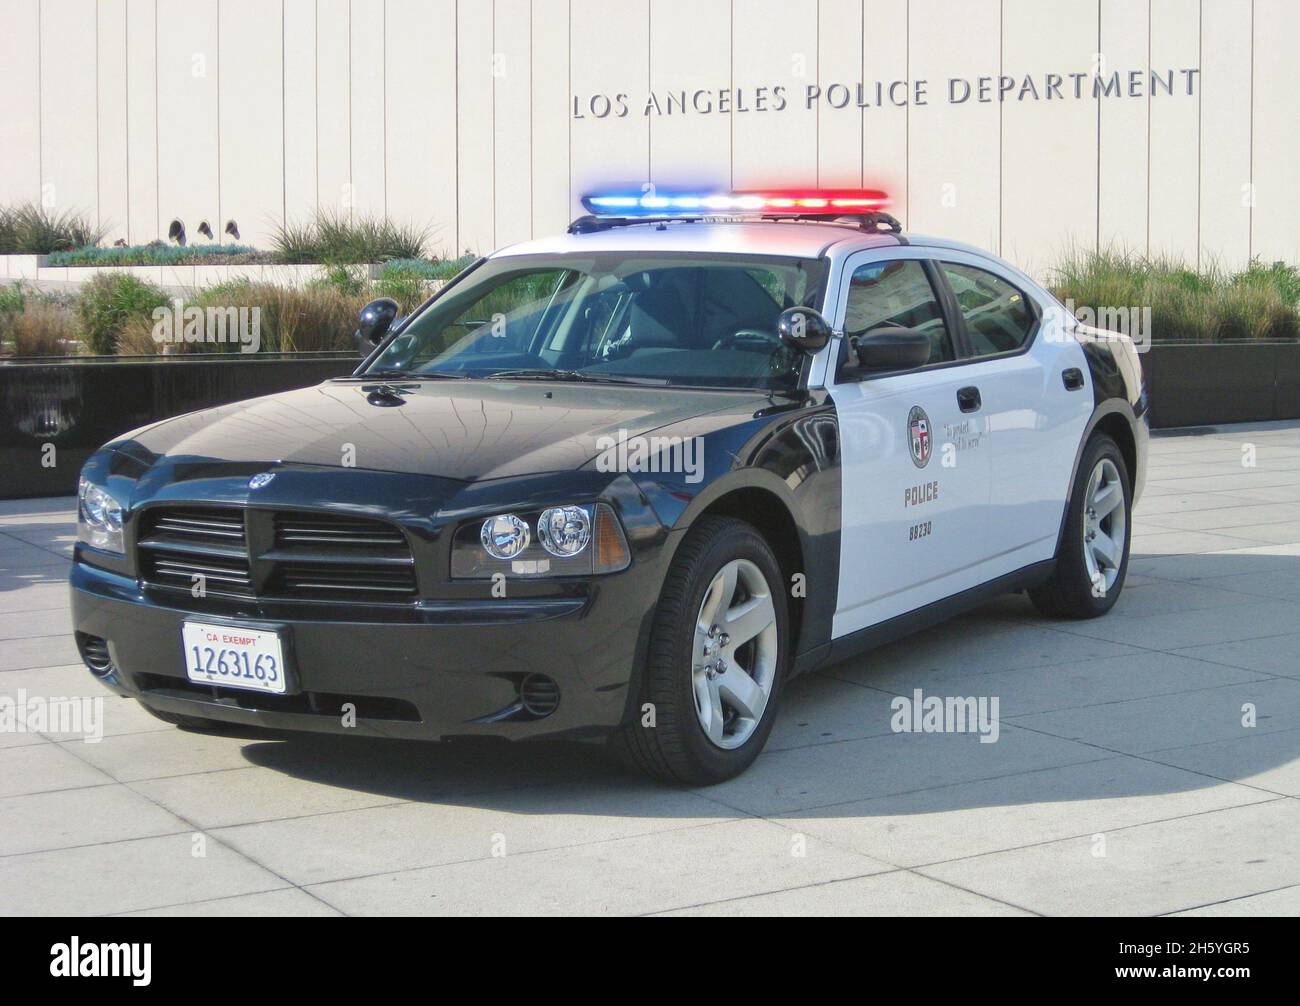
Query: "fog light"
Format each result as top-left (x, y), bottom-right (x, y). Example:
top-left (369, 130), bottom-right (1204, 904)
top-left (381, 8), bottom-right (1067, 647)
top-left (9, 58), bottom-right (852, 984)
top-left (76, 633), bottom-right (114, 677)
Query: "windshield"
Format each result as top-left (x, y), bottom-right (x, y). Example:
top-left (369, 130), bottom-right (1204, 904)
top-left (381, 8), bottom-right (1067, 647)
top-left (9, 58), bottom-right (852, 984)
top-left (363, 252), bottom-right (828, 390)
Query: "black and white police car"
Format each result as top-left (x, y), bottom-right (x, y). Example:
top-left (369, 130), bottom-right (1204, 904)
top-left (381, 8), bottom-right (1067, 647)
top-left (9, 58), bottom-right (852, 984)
top-left (71, 188), bottom-right (1147, 784)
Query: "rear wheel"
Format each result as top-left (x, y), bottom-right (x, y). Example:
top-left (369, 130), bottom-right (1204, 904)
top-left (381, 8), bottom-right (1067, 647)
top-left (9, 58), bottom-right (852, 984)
top-left (611, 516), bottom-right (788, 785)
top-left (1029, 433), bottom-right (1132, 618)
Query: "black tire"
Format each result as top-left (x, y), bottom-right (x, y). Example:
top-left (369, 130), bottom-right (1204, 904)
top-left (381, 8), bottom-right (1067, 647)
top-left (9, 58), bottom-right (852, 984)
top-left (140, 703), bottom-right (226, 733)
top-left (1029, 432), bottom-right (1132, 618)
top-left (610, 516), bottom-right (789, 785)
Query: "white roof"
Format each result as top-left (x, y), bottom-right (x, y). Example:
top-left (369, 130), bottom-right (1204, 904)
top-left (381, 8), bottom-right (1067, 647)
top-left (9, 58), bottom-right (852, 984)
top-left (486, 220), bottom-right (1039, 291)
top-left (491, 220), bottom-right (903, 261)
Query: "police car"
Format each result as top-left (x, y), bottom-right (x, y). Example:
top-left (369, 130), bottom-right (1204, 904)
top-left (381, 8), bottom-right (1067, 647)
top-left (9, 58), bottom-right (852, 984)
top-left (71, 188), bottom-right (1147, 785)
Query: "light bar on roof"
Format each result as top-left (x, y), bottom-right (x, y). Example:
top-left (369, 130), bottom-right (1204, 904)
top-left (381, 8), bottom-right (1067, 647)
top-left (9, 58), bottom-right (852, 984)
top-left (581, 188), bottom-right (890, 218)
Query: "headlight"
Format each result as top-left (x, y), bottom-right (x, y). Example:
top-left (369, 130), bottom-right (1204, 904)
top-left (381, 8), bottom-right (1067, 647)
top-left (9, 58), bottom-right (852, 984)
top-left (451, 503), bottom-right (630, 579)
top-left (538, 506), bottom-right (592, 557)
top-left (480, 513), bottom-right (530, 559)
top-left (77, 476), bottom-right (125, 554)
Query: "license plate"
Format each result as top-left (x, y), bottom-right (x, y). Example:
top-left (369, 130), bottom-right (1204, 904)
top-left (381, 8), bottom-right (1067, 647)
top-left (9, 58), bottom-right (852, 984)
top-left (182, 621), bottom-right (288, 695)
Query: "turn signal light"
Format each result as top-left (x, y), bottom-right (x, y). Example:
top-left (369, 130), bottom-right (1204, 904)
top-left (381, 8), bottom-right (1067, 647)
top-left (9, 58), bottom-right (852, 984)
top-left (594, 504), bottom-right (631, 573)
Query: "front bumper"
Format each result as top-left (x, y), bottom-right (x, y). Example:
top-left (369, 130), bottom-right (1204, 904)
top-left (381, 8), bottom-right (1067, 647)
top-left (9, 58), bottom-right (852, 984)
top-left (70, 550), bottom-right (671, 743)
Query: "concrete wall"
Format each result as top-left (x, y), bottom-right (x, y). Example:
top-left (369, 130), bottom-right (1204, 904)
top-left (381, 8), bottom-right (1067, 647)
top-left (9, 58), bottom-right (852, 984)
top-left (1, 0), bottom-right (1296, 275)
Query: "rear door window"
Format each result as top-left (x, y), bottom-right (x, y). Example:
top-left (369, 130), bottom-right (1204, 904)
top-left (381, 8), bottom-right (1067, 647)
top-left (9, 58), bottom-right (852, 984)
top-left (939, 262), bottom-right (1036, 356)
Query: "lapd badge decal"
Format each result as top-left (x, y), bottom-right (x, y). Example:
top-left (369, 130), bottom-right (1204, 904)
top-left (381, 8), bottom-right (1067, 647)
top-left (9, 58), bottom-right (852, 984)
top-left (907, 406), bottom-right (931, 469)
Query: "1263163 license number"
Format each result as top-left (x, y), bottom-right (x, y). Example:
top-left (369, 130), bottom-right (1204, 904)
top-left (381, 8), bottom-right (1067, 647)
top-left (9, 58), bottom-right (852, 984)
top-left (181, 622), bottom-right (289, 695)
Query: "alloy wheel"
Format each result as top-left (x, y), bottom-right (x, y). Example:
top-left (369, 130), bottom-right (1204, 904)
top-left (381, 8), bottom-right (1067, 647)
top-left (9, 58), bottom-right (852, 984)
top-left (691, 558), bottom-right (779, 750)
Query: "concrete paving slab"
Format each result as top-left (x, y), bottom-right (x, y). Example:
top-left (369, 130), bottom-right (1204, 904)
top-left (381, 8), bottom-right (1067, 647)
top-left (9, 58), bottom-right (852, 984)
top-left (773, 756), bottom-right (1271, 869)
top-left (1148, 726), bottom-right (1300, 797)
top-left (1171, 633), bottom-right (1300, 678)
top-left (0, 743), bottom-right (114, 798)
top-left (0, 784), bottom-right (187, 857)
top-left (306, 818), bottom-right (891, 916)
top-left (1044, 598), bottom-right (1300, 649)
top-left (1170, 884), bottom-right (1300, 917)
top-left (918, 799), bottom-right (1300, 916)
top-left (0, 832), bottom-right (287, 916)
top-left (657, 869), bottom-right (1031, 916)
top-left (695, 725), bottom-right (1104, 817)
top-left (1005, 676), bottom-right (1300, 755)
top-left (114, 887), bottom-right (345, 917)
top-left (214, 779), bottom-right (743, 886)
top-left (835, 649), bottom-right (1270, 721)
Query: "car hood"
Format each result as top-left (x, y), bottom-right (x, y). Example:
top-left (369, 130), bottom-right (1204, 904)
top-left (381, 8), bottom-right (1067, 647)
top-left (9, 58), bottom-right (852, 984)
top-left (113, 379), bottom-right (773, 482)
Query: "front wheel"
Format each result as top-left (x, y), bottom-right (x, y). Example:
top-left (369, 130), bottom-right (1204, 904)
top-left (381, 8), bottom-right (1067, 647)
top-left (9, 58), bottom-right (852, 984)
top-left (611, 516), bottom-right (789, 785)
top-left (1029, 433), bottom-right (1132, 618)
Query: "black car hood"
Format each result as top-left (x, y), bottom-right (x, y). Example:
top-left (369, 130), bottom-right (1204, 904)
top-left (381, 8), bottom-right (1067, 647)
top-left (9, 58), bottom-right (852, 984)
top-left (115, 379), bottom-right (772, 482)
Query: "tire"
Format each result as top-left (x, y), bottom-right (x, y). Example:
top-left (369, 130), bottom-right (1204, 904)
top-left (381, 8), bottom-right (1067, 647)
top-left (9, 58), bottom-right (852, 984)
top-left (611, 516), bottom-right (789, 785)
top-left (1029, 432), bottom-right (1132, 619)
top-left (140, 703), bottom-right (226, 733)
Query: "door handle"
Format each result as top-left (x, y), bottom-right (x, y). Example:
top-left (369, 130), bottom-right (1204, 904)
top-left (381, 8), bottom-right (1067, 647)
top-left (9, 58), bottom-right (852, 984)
top-left (1062, 367), bottom-right (1085, 391)
top-left (957, 386), bottom-right (981, 413)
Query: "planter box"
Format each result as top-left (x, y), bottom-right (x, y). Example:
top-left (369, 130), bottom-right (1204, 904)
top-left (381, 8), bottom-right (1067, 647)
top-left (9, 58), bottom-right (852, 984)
top-left (0, 255), bottom-right (390, 292)
top-left (0, 354), bottom-right (359, 499)
top-left (1142, 342), bottom-right (1300, 429)
top-left (1, 255), bottom-right (41, 280)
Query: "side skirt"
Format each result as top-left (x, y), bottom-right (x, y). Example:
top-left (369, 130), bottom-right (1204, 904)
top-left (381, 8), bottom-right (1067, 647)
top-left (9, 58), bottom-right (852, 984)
top-left (807, 559), bottom-right (1057, 672)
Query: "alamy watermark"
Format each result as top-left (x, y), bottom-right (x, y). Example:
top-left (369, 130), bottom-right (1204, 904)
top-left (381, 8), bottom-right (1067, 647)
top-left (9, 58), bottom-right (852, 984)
top-left (595, 428), bottom-right (704, 484)
top-left (50, 938), bottom-right (151, 985)
top-left (890, 687), bottom-right (1000, 743)
top-left (0, 689), bottom-right (104, 743)
top-left (1046, 299), bottom-right (1152, 352)
top-left (152, 298), bottom-right (261, 353)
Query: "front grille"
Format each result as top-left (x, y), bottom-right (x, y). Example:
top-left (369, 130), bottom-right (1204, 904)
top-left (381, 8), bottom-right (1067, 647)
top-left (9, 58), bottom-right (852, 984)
top-left (275, 513), bottom-right (406, 549)
top-left (138, 508), bottom-right (254, 599)
top-left (273, 561), bottom-right (417, 598)
top-left (269, 512), bottom-right (416, 600)
top-left (138, 506), bottom-right (417, 604)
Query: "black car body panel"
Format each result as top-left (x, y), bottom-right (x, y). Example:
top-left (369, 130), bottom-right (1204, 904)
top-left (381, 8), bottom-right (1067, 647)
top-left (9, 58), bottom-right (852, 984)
top-left (72, 379), bottom-right (841, 740)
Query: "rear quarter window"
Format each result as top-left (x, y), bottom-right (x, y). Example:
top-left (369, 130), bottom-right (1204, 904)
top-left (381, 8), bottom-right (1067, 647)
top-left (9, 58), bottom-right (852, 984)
top-left (940, 262), bottom-right (1036, 356)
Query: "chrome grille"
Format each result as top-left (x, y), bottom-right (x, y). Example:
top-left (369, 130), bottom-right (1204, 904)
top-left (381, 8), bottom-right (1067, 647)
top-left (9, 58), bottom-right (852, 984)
top-left (138, 507), bottom-right (254, 599)
top-left (275, 561), bottom-right (417, 597)
top-left (137, 507), bottom-right (416, 603)
top-left (274, 513), bottom-right (407, 549)
top-left (270, 513), bottom-right (415, 600)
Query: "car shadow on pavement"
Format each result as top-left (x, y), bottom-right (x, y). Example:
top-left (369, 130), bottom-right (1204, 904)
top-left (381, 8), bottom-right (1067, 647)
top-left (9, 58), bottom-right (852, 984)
top-left (210, 547), bottom-right (1300, 815)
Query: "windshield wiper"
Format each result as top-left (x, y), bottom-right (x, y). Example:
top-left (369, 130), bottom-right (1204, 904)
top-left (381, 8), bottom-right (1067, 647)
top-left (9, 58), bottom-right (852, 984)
top-left (484, 368), bottom-right (666, 386)
top-left (355, 369), bottom-right (468, 380)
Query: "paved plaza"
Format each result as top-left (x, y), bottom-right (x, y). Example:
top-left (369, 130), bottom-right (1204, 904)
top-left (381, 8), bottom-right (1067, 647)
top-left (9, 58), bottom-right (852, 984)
top-left (2, 422), bottom-right (1299, 916)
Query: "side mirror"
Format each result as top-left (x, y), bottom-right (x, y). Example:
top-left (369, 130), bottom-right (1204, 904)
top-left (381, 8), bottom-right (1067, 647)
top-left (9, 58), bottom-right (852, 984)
top-left (851, 326), bottom-right (931, 373)
top-left (355, 298), bottom-right (401, 351)
top-left (777, 307), bottom-right (833, 354)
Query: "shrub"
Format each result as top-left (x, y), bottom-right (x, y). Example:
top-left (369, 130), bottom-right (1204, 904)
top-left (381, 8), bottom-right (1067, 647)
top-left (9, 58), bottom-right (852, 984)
top-left (117, 280), bottom-right (365, 356)
top-left (0, 281), bottom-right (26, 324)
top-left (270, 210), bottom-right (430, 264)
top-left (49, 243), bottom-right (263, 267)
top-left (76, 273), bottom-right (170, 355)
top-left (6, 300), bottom-right (78, 356)
top-left (0, 202), bottom-right (107, 254)
top-left (1235, 259), bottom-right (1300, 309)
top-left (310, 264), bottom-right (371, 298)
top-left (1049, 248), bottom-right (1300, 345)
